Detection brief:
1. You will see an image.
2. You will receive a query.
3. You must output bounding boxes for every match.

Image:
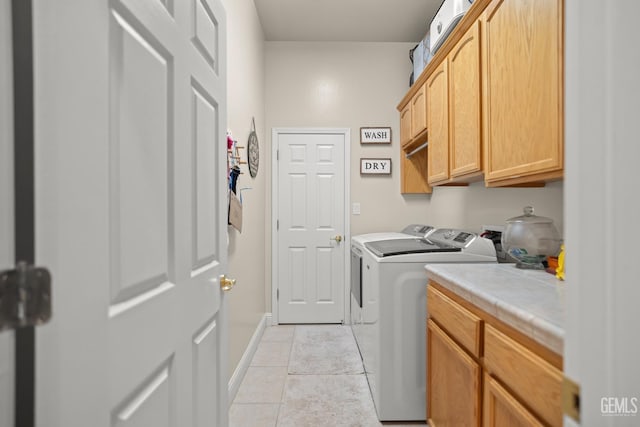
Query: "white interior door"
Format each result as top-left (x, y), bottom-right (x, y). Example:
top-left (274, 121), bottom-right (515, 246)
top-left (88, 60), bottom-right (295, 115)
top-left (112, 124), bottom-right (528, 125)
top-left (32, 1), bottom-right (229, 426)
top-left (564, 1), bottom-right (640, 425)
top-left (274, 129), bottom-right (348, 324)
top-left (0, 3), bottom-right (15, 425)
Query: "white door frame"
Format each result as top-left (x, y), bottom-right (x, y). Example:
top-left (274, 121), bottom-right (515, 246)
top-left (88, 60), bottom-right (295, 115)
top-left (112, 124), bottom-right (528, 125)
top-left (271, 128), bottom-right (351, 325)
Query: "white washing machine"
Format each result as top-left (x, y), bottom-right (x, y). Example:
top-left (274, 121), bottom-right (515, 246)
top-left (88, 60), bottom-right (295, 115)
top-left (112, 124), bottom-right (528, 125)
top-left (355, 228), bottom-right (497, 421)
top-left (350, 224), bottom-right (434, 324)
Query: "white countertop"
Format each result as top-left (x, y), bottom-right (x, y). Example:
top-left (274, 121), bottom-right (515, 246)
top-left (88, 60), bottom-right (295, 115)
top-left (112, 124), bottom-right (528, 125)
top-left (424, 263), bottom-right (565, 355)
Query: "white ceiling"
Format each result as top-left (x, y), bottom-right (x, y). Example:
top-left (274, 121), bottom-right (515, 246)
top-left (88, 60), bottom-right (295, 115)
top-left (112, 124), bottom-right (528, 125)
top-left (253, 0), bottom-right (443, 43)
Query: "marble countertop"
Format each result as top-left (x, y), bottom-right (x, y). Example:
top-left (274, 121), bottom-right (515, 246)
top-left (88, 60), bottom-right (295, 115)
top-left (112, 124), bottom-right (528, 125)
top-left (424, 263), bottom-right (565, 355)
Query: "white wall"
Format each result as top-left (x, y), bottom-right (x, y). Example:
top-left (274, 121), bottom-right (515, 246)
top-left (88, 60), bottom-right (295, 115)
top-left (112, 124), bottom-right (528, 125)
top-left (223, 0), bottom-right (267, 379)
top-left (265, 42), bottom-right (564, 311)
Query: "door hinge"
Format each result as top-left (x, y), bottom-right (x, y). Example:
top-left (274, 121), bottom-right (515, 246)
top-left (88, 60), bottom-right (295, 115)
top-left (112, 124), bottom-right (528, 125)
top-left (277, 289), bottom-right (279, 300)
top-left (0, 261), bottom-right (52, 332)
top-left (562, 375), bottom-right (580, 423)
top-left (277, 219), bottom-right (279, 230)
top-left (277, 149), bottom-right (279, 161)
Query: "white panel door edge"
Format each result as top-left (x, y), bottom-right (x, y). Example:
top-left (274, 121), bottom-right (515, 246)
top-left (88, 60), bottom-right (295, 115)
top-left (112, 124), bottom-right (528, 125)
top-left (0, 2), bottom-right (15, 426)
top-left (565, 1), bottom-right (640, 425)
top-left (271, 128), bottom-right (351, 325)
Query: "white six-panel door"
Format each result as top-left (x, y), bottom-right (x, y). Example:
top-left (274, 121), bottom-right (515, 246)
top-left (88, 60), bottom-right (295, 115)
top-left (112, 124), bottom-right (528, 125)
top-left (0, 3), bottom-right (15, 425)
top-left (32, 1), bottom-right (228, 426)
top-left (275, 129), bottom-right (348, 324)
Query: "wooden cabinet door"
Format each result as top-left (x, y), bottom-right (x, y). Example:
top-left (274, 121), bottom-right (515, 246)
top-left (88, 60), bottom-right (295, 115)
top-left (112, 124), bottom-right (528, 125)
top-left (482, 0), bottom-right (563, 184)
top-left (484, 324), bottom-right (563, 426)
top-left (427, 319), bottom-right (481, 427)
top-left (400, 103), bottom-right (412, 148)
top-left (449, 20), bottom-right (482, 179)
top-left (484, 373), bottom-right (544, 427)
top-left (401, 150), bottom-right (431, 194)
top-left (411, 83), bottom-right (427, 139)
top-left (427, 60), bottom-right (450, 184)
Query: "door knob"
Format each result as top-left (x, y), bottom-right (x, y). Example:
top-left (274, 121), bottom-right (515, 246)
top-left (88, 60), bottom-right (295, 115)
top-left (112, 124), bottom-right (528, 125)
top-left (220, 275), bottom-right (236, 292)
top-left (330, 235), bottom-right (343, 243)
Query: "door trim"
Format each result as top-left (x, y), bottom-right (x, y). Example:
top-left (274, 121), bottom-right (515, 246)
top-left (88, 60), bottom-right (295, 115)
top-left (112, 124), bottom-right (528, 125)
top-left (11, 1), bottom-right (35, 426)
top-left (271, 128), bottom-right (351, 325)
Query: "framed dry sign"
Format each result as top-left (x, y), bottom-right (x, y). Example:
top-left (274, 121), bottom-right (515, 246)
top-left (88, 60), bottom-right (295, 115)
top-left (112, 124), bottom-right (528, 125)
top-left (360, 127), bottom-right (391, 144)
top-left (360, 158), bottom-right (391, 175)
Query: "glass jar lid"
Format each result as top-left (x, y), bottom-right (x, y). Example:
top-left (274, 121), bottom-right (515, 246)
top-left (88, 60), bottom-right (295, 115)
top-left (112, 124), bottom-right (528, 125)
top-left (505, 206), bottom-right (554, 224)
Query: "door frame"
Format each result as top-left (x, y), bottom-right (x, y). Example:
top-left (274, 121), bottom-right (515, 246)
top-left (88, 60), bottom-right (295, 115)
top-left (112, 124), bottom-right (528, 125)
top-left (270, 127), bottom-right (351, 325)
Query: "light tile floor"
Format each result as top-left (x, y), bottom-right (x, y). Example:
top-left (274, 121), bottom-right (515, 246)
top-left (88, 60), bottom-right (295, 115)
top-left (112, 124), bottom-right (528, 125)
top-left (229, 324), bottom-right (428, 427)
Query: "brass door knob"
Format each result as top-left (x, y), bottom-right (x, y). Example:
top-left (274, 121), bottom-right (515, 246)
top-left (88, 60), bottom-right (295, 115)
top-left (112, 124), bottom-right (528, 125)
top-left (220, 275), bottom-right (236, 291)
top-left (330, 235), bottom-right (343, 243)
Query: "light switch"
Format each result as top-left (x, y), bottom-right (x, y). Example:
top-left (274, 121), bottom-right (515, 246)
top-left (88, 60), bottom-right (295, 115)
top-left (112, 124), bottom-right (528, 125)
top-left (352, 203), bottom-right (361, 215)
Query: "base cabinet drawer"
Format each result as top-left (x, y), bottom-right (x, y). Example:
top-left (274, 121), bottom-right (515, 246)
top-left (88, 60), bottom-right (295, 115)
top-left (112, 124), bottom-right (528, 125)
top-left (428, 286), bottom-right (482, 357)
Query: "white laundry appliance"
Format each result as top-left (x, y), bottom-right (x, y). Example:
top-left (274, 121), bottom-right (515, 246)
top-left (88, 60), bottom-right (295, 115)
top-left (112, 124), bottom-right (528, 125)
top-left (350, 224), bottom-right (434, 318)
top-left (354, 228), bottom-right (496, 421)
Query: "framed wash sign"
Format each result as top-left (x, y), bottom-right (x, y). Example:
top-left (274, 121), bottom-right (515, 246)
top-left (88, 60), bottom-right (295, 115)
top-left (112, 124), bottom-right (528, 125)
top-left (360, 127), bottom-right (391, 144)
top-left (360, 158), bottom-right (391, 175)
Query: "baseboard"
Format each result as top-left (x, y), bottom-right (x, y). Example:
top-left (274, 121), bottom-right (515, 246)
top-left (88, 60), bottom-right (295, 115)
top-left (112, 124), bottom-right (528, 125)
top-left (227, 313), bottom-right (272, 405)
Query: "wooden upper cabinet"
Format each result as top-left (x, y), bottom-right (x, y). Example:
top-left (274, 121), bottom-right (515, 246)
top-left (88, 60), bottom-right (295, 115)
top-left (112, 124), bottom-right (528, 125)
top-left (427, 20), bottom-right (482, 186)
top-left (482, 0), bottom-right (564, 185)
top-left (400, 103), bottom-right (412, 148)
top-left (449, 20), bottom-right (483, 179)
top-left (400, 92), bottom-right (431, 194)
top-left (411, 83), bottom-right (427, 140)
top-left (401, 151), bottom-right (432, 194)
top-left (426, 59), bottom-right (450, 184)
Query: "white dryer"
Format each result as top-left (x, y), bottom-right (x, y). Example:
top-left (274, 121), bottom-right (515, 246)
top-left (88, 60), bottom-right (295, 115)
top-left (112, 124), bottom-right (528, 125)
top-left (356, 228), bottom-right (496, 421)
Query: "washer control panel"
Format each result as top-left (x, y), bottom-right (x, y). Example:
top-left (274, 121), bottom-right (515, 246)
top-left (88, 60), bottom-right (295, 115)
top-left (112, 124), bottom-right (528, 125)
top-left (429, 228), bottom-right (476, 248)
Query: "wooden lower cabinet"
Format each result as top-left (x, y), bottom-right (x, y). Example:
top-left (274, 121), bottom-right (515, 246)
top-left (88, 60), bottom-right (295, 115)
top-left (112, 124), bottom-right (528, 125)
top-left (484, 324), bottom-right (563, 426)
top-left (484, 373), bottom-right (544, 427)
top-left (427, 282), bottom-right (563, 427)
top-left (427, 319), bottom-right (482, 427)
